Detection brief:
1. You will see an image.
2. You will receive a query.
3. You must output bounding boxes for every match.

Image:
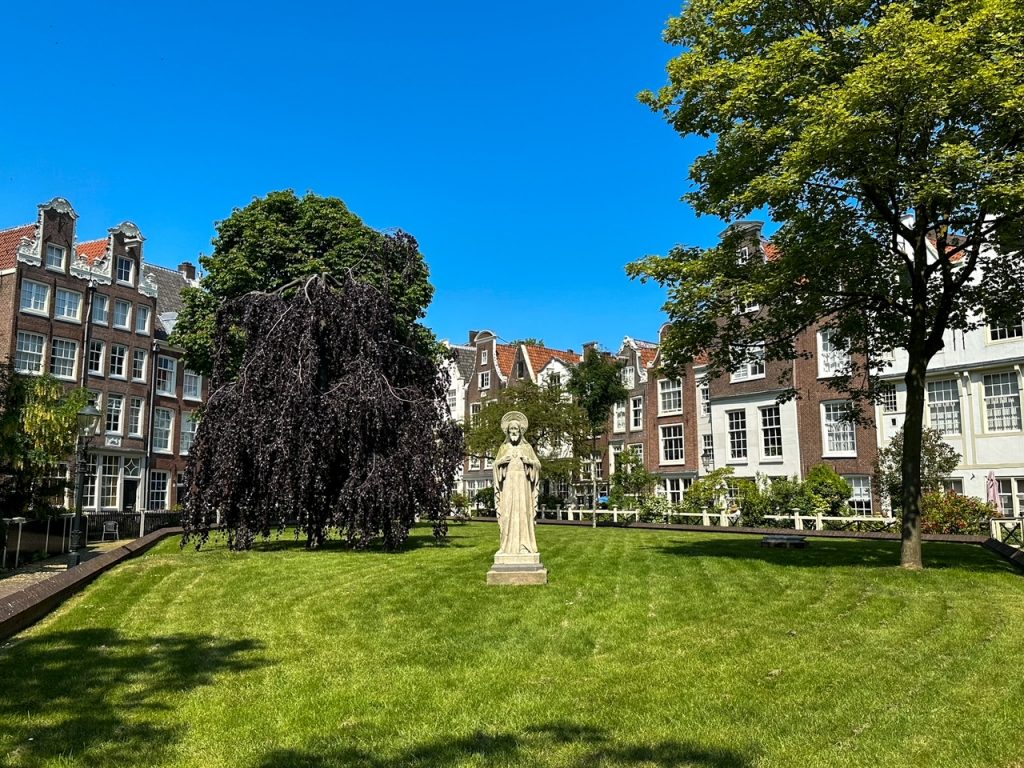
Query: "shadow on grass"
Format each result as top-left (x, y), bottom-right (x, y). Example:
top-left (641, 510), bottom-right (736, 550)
top-left (253, 721), bottom-right (754, 767)
top-left (647, 536), bottom-right (1013, 573)
top-left (0, 628), bottom-right (266, 767)
top-left (189, 525), bottom-right (471, 555)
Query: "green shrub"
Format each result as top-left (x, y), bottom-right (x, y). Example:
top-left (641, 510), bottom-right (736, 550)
top-left (804, 465), bottom-right (853, 516)
top-left (920, 490), bottom-right (990, 536)
top-left (472, 487), bottom-right (495, 513)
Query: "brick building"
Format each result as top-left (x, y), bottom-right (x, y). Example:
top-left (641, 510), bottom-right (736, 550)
top-left (0, 197), bottom-right (206, 514)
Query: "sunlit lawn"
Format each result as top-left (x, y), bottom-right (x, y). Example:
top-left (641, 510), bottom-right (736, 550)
top-left (2, 522), bottom-right (1023, 768)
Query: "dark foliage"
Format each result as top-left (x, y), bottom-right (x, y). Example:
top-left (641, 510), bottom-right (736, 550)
top-left (181, 265), bottom-right (462, 551)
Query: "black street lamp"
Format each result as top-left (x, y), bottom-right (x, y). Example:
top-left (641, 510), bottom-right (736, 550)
top-left (701, 447), bottom-right (715, 473)
top-left (68, 404), bottom-right (101, 568)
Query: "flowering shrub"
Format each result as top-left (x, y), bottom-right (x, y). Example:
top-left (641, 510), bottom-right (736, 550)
top-left (920, 491), bottom-right (990, 536)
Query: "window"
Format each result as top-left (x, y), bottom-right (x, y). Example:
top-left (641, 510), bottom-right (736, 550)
top-left (109, 344), bottom-right (127, 378)
top-left (996, 478), bottom-right (1024, 516)
top-left (46, 243), bottom-right (66, 270)
top-left (608, 444), bottom-right (625, 475)
top-left (180, 412), bottom-right (196, 454)
top-left (483, 456), bottom-right (493, 470)
top-left (731, 343), bottom-right (765, 382)
top-left (148, 471), bottom-right (170, 511)
top-left (82, 455), bottom-right (98, 509)
top-left (547, 372), bottom-right (561, 388)
top-left (88, 341), bottom-right (104, 376)
top-left (880, 384), bottom-right (898, 413)
top-left (135, 305), bottom-right (151, 335)
top-left (20, 280), bottom-right (49, 315)
top-left (663, 477), bottom-right (692, 504)
top-left (984, 373), bottom-right (1022, 432)
top-left (101, 455), bottom-right (119, 509)
top-left (699, 378), bottom-right (710, 417)
top-left (846, 476), bottom-right (872, 514)
top-left (989, 319), bottom-right (1023, 341)
top-left (54, 288), bottom-right (82, 322)
top-left (183, 369), bottom-right (202, 399)
top-left (49, 338), bottom-right (77, 379)
top-left (927, 380), bottom-right (961, 435)
top-left (153, 408), bottom-right (174, 452)
top-left (15, 332), bottom-right (45, 374)
top-left (481, 350), bottom-right (489, 365)
top-left (469, 455), bottom-right (481, 471)
top-left (631, 396), bottom-right (644, 430)
top-left (629, 443), bottom-right (644, 464)
top-left (156, 356), bottom-right (177, 395)
top-left (516, 360), bottom-right (526, 378)
top-left (113, 299), bottom-right (131, 329)
top-left (106, 393), bottom-right (124, 434)
top-left (702, 433), bottom-right (714, 466)
top-left (92, 294), bottom-right (109, 325)
top-left (659, 379), bottom-right (682, 415)
top-left (446, 387), bottom-right (457, 411)
top-left (941, 478), bottom-right (964, 494)
top-left (479, 371), bottom-right (491, 390)
top-left (760, 406), bottom-right (782, 458)
top-left (128, 397), bottom-right (144, 437)
top-left (613, 401), bottom-right (626, 432)
top-left (822, 401), bottom-right (857, 456)
top-left (116, 256), bottom-right (134, 285)
top-left (818, 329), bottom-right (850, 378)
top-left (727, 410), bottom-right (747, 460)
top-left (132, 349), bottom-right (147, 382)
top-left (622, 366), bottom-right (635, 389)
top-left (660, 424), bottom-right (685, 463)
top-left (470, 403), bottom-right (481, 424)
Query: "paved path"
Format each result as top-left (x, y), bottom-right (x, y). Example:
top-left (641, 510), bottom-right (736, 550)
top-left (0, 540), bottom-right (132, 601)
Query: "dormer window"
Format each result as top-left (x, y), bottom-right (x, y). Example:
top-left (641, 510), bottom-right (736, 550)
top-left (481, 350), bottom-right (489, 365)
top-left (46, 244), bottom-right (66, 271)
top-left (116, 256), bottom-right (134, 285)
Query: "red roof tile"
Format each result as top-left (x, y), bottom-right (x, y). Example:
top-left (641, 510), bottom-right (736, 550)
top-left (495, 344), bottom-right (517, 378)
top-left (0, 224), bottom-right (35, 270)
top-left (524, 345), bottom-right (580, 378)
top-left (639, 347), bottom-right (658, 369)
top-left (76, 238), bottom-right (108, 265)
top-left (763, 242), bottom-right (780, 262)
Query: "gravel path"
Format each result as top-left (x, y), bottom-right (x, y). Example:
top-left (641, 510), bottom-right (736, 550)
top-left (0, 540), bottom-right (131, 601)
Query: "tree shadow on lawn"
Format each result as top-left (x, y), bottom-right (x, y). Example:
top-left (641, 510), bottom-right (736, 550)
top-left (193, 526), bottom-right (472, 555)
top-left (0, 628), bottom-right (267, 768)
top-left (647, 536), bottom-right (1014, 573)
top-left (253, 721), bottom-right (755, 767)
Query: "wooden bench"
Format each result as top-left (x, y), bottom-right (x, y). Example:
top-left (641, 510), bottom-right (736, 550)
top-left (761, 535), bottom-right (808, 549)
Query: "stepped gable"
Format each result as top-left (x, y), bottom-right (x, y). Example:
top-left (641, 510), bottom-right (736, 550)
top-left (0, 224), bottom-right (35, 270)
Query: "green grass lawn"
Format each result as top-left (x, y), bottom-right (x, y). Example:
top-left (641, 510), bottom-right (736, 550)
top-left (2, 523), bottom-right (1023, 768)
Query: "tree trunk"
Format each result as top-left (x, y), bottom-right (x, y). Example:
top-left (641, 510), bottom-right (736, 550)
top-left (900, 358), bottom-right (927, 570)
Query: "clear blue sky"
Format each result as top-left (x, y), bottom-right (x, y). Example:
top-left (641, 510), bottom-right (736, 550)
top-left (0, 1), bottom-right (728, 353)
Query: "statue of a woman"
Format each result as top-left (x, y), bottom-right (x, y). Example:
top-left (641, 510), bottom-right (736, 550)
top-left (493, 411), bottom-right (540, 555)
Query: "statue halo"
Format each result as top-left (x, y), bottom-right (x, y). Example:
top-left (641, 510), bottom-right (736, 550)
top-left (500, 411), bottom-right (529, 433)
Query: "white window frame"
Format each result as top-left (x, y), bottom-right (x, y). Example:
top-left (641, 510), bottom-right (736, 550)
top-left (818, 328), bottom-right (851, 378)
top-left (659, 423), bottom-right (685, 464)
top-left (15, 331), bottom-right (46, 375)
top-left (54, 288), bottom-right (82, 323)
top-left (983, 372), bottom-right (1022, 433)
top-left (845, 475), bottom-right (873, 515)
top-left (153, 408), bottom-right (174, 453)
top-left (880, 384), bottom-right (898, 413)
top-left (822, 401), bottom-right (857, 457)
top-left (156, 356), bottom-right (177, 396)
top-left (481, 349), bottom-right (489, 365)
top-left (630, 396), bottom-right (643, 430)
top-left (927, 379), bottom-right (961, 435)
top-left (183, 369), bottom-right (203, 400)
top-left (113, 299), bottom-right (132, 330)
top-left (148, 470), bottom-right (170, 511)
top-left (92, 294), bottom-right (109, 325)
top-left (106, 393), bottom-right (124, 435)
top-left (730, 343), bottom-right (765, 382)
top-left (20, 279), bottom-right (49, 316)
top-left (629, 442), bottom-right (644, 464)
top-left (116, 256), bottom-right (134, 286)
top-left (760, 405), bottom-right (783, 459)
top-left (132, 349), bottom-right (148, 382)
top-left (180, 412), bottom-right (196, 455)
top-left (128, 396), bottom-right (145, 437)
top-left (135, 304), bottom-right (151, 335)
top-left (87, 340), bottom-right (105, 376)
top-left (988, 318), bottom-right (1023, 342)
top-left (727, 409), bottom-right (748, 461)
top-left (698, 377), bottom-right (710, 417)
top-left (48, 338), bottom-right (78, 380)
top-left (46, 243), bottom-right (66, 271)
top-left (613, 401), bottom-right (626, 433)
top-left (658, 378), bottom-right (683, 415)
top-left (622, 366), bottom-right (635, 389)
top-left (479, 371), bottom-right (491, 390)
top-left (109, 344), bottom-right (128, 379)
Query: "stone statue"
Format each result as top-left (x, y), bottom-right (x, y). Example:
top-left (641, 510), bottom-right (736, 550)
top-left (486, 411), bottom-right (548, 585)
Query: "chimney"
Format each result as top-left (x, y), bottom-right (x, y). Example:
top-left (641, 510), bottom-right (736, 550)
top-left (583, 341), bottom-right (599, 353)
top-left (179, 261), bottom-right (196, 281)
top-left (468, 330), bottom-right (479, 344)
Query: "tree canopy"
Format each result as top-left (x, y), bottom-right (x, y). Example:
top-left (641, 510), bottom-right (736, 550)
top-left (630, 0), bottom-right (1024, 568)
top-left (180, 272), bottom-right (462, 551)
top-left (875, 426), bottom-right (960, 507)
top-left (172, 190), bottom-right (435, 376)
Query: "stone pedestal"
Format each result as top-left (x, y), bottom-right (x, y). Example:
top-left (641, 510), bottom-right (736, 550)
top-left (486, 551), bottom-right (548, 585)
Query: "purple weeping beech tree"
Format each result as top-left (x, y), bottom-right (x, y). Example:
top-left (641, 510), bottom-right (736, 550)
top-left (180, 266), bottom-right (463, 551)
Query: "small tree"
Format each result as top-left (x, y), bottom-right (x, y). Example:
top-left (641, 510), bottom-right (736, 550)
top-left (609, 447), bottom-right (658, 509)
top-left (181, 271), bottom-right (462, 551)
top-left (875, 427), bottom-right (960, 510)
top-left (804, 465), bottom-right (853, 517)
top-left (567, 348), bottom-right (628, 521)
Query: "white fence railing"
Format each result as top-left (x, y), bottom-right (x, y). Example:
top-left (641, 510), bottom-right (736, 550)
top-left (990, 517), bottom-right (1024, 548)
top-left (534, 508), bottom-right (898, 530)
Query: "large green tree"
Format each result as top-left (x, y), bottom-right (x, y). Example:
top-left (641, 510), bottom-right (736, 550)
top-left (630, 0), bottom-right (1024, 568)
top-left (464, 380), bottom-right (592, 488)
top-left (173, 190), bottom-right (435, 376)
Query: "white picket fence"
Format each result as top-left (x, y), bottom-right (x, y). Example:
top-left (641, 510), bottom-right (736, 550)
top-left (990, 517), bottom-right (1024, 548)
top-left (536, 508), bottom-right (898, 530)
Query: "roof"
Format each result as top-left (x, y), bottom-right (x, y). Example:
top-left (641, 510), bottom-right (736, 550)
top-left (495, 344), bottom-right (517, 378)
top-left (146, 263), bottom-right (192, 316)
top-left (762, 241), bottom-right (780, 262)
top-left (0, 224), bottom-right (35, 270)
top-left (451, 344), bottom-right (476, 381)
top-left (523, 345), bottom-right (580, 378)
top-left (76, 238), bottom-right (108, 265)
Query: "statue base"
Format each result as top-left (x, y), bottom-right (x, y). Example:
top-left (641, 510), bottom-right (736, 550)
top-left (487, 552), bottom-right (548, 585)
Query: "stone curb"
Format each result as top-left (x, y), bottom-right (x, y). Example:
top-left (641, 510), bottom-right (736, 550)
top-left (0, 526), bottom-right (184, 643)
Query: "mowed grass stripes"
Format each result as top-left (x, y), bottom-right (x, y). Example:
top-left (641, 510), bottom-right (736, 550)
top-left (1, 523), bottom-right (1022, 768)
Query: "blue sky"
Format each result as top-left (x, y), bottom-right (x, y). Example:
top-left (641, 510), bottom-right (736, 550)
top-left (0, 1), bottom-right (727, 353)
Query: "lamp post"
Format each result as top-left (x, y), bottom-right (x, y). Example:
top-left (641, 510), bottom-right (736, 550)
top-left (68, 404), bottom-right (101, 568)
top-left (701, 448), bottom-right (715, 474)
